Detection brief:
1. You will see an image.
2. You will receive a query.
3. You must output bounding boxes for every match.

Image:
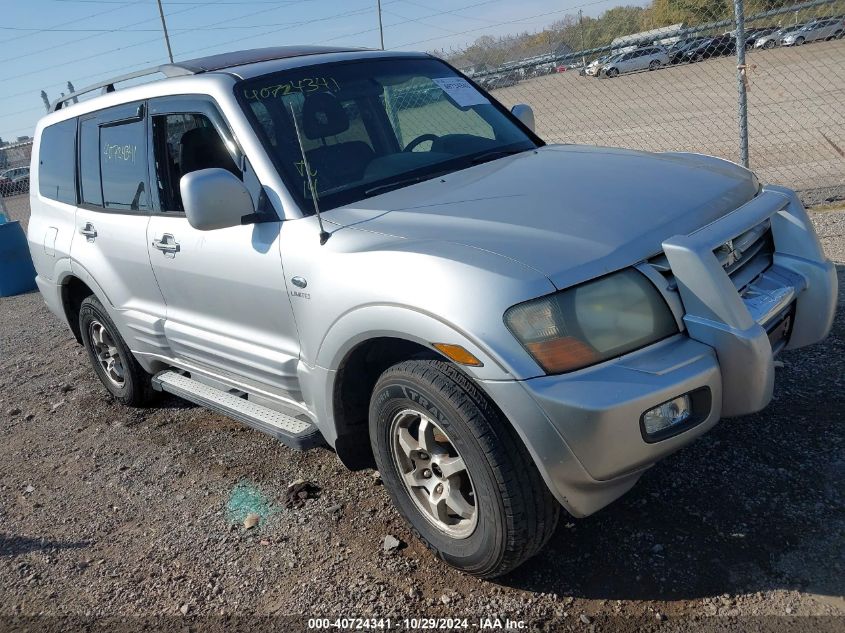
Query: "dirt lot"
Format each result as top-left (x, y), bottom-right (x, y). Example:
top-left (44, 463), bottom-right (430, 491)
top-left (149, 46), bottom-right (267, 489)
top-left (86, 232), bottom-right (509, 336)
top-left (0, 205), bottom-right (843, 631)
top-left (493, 39), bottom-right (845, 204)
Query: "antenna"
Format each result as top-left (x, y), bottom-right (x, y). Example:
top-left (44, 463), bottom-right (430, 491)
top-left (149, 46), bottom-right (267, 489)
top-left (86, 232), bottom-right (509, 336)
top-left (289, 104), bottom-right (330, 245)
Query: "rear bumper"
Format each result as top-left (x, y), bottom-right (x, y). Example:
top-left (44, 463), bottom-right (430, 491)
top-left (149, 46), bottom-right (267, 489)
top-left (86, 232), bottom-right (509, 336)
top-left (482, 186), bottom-right (835, 518)
top-left (35, 275), bottom-right (67, 323)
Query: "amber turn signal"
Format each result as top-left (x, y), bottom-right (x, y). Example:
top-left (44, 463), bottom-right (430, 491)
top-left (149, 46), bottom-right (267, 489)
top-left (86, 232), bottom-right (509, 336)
top-left (432, 343), bottom-right (483, 367)
top-left (525, 337), bottom-right (599, 374)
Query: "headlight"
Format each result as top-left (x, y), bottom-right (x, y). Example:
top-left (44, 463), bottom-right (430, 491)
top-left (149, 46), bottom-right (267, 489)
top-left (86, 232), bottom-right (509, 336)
top-left (504, 269), bottom-right (678, 374)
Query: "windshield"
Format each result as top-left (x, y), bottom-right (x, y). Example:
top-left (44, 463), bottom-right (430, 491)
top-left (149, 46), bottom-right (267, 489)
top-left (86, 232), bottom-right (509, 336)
top-left (237, 57), bottom-right (538, 213)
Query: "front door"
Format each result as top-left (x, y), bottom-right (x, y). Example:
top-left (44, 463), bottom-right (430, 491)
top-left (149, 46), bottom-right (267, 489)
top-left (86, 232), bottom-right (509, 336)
top-left (144, 97), bottom-right (302, 400)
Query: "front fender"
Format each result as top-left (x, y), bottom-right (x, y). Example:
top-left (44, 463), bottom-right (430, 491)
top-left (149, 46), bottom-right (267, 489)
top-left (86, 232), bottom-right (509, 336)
top-left (315, 304), bottom-right (515, 380)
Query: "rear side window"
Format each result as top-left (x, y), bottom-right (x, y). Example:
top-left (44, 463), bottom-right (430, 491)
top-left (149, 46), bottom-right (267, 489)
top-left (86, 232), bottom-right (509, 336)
top-left (38, 119), bottom-right (76, 204)
top-left (79, 103), bottom-right (150, 212)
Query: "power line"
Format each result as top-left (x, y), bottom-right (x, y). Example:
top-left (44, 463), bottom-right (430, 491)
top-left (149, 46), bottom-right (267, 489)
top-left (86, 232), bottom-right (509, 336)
top-left (389, 0), bottom-right (613, 49)
top-left (0, 0), bottom-right (146, 45)
top-left (1, 0), bottom-right (331, 85)
top-left (0, 0), bottom-right (204, 65)
top-left (48, 0), bottom-right (314, 4)
top-left (1, 0), bottom-right (373, 103)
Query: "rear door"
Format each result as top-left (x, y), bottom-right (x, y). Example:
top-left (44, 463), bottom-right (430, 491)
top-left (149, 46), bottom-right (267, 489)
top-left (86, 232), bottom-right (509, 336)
top-left (631, 49), bottom-right (649, 71)
top-left (144, 97), bottom-right (302, 400)
top-left (71, 102), bottom-right (168, 357)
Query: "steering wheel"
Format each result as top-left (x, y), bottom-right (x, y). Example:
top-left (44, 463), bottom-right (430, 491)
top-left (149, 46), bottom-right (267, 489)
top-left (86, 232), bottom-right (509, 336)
top-left (403, 133), bottom-right (440, 152)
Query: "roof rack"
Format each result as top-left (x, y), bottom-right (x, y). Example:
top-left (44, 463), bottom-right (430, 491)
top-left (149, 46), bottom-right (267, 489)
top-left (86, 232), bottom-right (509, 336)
top-left (51, 64), bottom-right (193, 112)
top-left (50, 46), bottom-right (362, 112)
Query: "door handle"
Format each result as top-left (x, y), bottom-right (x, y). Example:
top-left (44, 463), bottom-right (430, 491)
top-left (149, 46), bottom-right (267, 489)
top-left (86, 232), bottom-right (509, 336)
top-left (152, 233), bottom-right (180, 255)
top-left (79, 222), bottom-right (97, 241)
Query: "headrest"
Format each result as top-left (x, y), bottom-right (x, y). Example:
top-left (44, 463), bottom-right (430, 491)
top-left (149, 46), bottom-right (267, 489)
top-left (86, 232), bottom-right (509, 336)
top-left (301, 92), bottom-right (349, 139)
top-left (179, 127), bottom-right (238, 175)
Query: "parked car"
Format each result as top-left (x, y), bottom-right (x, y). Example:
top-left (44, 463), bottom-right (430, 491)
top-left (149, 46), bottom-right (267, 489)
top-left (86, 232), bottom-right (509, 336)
top-left (682, 35), bottom-right (737, 61)
top-left (743, 26), bottom-right (779, 48)
top-left (583, 54), bottom-right (611, 76)
top-left (0, 167), bottom-right (30, 196)
top-left (28, 46), bottom-right (837, 578)
top-left (667, 37), bottom-right (708, 64)
top-left (781, 17), bottom-right (844, 45)
top-left (602, 46), bottom-right (670, 77)
top-left (479, 72), bottom-right (519, 90)
top-left (754, 25), bottom-right (804, 49)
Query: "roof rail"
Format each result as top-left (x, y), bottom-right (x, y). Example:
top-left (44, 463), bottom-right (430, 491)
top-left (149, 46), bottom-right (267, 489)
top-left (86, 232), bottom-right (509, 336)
top-left (50, 46), bottom-right (365, 112)
top-left (51, 64), bottom-right (194, 112)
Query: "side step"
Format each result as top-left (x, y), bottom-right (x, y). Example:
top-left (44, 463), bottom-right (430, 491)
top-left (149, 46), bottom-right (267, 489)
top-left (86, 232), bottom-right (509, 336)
top-left (152, 370), bottom-right (324, 450)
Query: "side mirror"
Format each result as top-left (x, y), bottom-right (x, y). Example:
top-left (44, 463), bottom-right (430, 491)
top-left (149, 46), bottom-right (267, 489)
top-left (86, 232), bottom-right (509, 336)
top-left (180, 168), bottom-right (255, 231)
top-left (511, 103), bottom-right (535, 133)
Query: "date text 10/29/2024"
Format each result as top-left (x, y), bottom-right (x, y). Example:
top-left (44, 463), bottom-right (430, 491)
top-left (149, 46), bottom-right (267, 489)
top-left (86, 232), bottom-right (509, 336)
top-left (307, 618), bottom-right (527, 630)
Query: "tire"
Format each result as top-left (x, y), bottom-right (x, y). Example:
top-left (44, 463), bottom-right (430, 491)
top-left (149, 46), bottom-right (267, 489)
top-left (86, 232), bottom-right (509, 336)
top-left (370, 360), bottom-right (560, 578)
top-left (795, 36), bottom-right (805, 46)
top-left (833, 30), bottom-right (844, 40)
top-left (606, 67), bottom-right (619, 78)
top-left (79, 296), bottom-right (155, 406)
top-left (763, 39), bottom-right (776, 49)
top-left (648, 59), bottom-right (661, 70)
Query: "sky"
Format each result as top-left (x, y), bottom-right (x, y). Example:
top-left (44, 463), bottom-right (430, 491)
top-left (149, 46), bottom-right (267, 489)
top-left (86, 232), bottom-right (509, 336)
top-left (0, 0), bottom-right (627, 141)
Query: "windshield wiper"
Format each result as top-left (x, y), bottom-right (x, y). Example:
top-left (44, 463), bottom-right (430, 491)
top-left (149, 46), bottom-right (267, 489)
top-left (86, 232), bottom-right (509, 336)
top-left (363, 169), bottom-right (450, 197)
top-left (469, 148), bottom-right (529, 166)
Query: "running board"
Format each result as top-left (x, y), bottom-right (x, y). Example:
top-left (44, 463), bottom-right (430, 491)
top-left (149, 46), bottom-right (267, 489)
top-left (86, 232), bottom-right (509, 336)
top-left (152, 370), bottom-right (323, 450)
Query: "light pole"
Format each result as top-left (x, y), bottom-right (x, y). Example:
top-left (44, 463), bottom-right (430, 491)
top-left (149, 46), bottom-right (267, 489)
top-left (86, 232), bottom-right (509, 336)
top-left (156, 0), bottom-right (174, 63)
top-left (377, 0), bottom-right (385, 50)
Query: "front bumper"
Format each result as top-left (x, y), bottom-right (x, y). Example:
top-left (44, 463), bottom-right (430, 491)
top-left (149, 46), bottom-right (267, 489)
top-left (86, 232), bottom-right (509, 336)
top-left (483, 186), bottom-right (836, 518)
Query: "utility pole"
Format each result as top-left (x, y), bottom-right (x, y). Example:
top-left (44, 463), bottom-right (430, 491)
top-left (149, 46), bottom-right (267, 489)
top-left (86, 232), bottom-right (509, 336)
top-left (156, 0), bottom-right (174, 63)
top-left (377, 0), bottom-right (385, 50)
top-left (578, 9), bottom-right (586, 67)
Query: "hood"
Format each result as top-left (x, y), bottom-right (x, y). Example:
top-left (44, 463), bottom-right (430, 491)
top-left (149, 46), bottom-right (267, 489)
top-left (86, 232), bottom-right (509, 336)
top-left (326, 145), bottom-right (759, 290)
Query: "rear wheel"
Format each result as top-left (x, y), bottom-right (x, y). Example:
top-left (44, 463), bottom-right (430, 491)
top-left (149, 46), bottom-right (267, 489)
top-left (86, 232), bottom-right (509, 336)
top-left (370, 360), bottom-right (560, 578)
top-left (649, 59), bottom-right (661, 70)
top-left (79, 296), bottom-right (155, 406)
top-left (832, 30), bottom-right (844, 40)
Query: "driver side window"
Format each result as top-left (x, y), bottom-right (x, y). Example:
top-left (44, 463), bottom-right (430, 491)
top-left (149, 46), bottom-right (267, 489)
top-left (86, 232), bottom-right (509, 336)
top-left (151, 112), bottom-right (241, 213)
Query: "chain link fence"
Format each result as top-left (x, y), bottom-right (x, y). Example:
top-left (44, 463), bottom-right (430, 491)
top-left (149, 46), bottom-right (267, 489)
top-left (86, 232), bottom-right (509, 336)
top-left (429, 0), bottom-right (844, 207)
top-left (1, 0), bottom-right (842, 221)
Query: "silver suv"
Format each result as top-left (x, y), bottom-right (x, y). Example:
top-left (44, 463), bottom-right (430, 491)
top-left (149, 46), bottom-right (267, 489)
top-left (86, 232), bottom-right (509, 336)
top-left (27, 46), bottom-right (837, 578)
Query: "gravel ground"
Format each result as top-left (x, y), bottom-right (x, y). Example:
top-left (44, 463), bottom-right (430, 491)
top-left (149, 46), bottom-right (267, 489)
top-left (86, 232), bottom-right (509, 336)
top-left (0, 212), bottom-right (843, 632)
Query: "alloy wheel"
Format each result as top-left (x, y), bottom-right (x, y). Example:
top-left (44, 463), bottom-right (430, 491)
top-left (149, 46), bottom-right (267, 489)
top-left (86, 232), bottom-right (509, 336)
top-left (89, 320), bottom-right (126, 388)
top-left (389, 409), bottom-right (478, 539)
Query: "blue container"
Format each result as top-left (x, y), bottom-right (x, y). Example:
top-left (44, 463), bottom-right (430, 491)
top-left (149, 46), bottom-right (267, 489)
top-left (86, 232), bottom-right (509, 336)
top-left (0, 220), bottom-right (38, 297)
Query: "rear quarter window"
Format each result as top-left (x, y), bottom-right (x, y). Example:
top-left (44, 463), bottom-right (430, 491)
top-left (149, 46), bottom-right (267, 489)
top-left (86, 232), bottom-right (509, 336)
top-left (38, 119), bottom-right (77, 204)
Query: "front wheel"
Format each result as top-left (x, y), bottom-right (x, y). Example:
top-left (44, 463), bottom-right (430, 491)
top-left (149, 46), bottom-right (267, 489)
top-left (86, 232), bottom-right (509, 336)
top-left (605, 67), bottom-right (619, 78)
top-left (370, 360), bottom-right (560, 578)
top-left (79, 296), bottom-right (155, 406)
top-left (763, 39), bottom-right (776, 49)
top-left (795, 36), bottom-right (805, 45)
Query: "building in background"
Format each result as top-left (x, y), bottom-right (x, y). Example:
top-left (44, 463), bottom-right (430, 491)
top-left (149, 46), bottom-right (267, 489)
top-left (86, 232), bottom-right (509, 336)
top-left (611, 23), bottom-right (686, 53)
